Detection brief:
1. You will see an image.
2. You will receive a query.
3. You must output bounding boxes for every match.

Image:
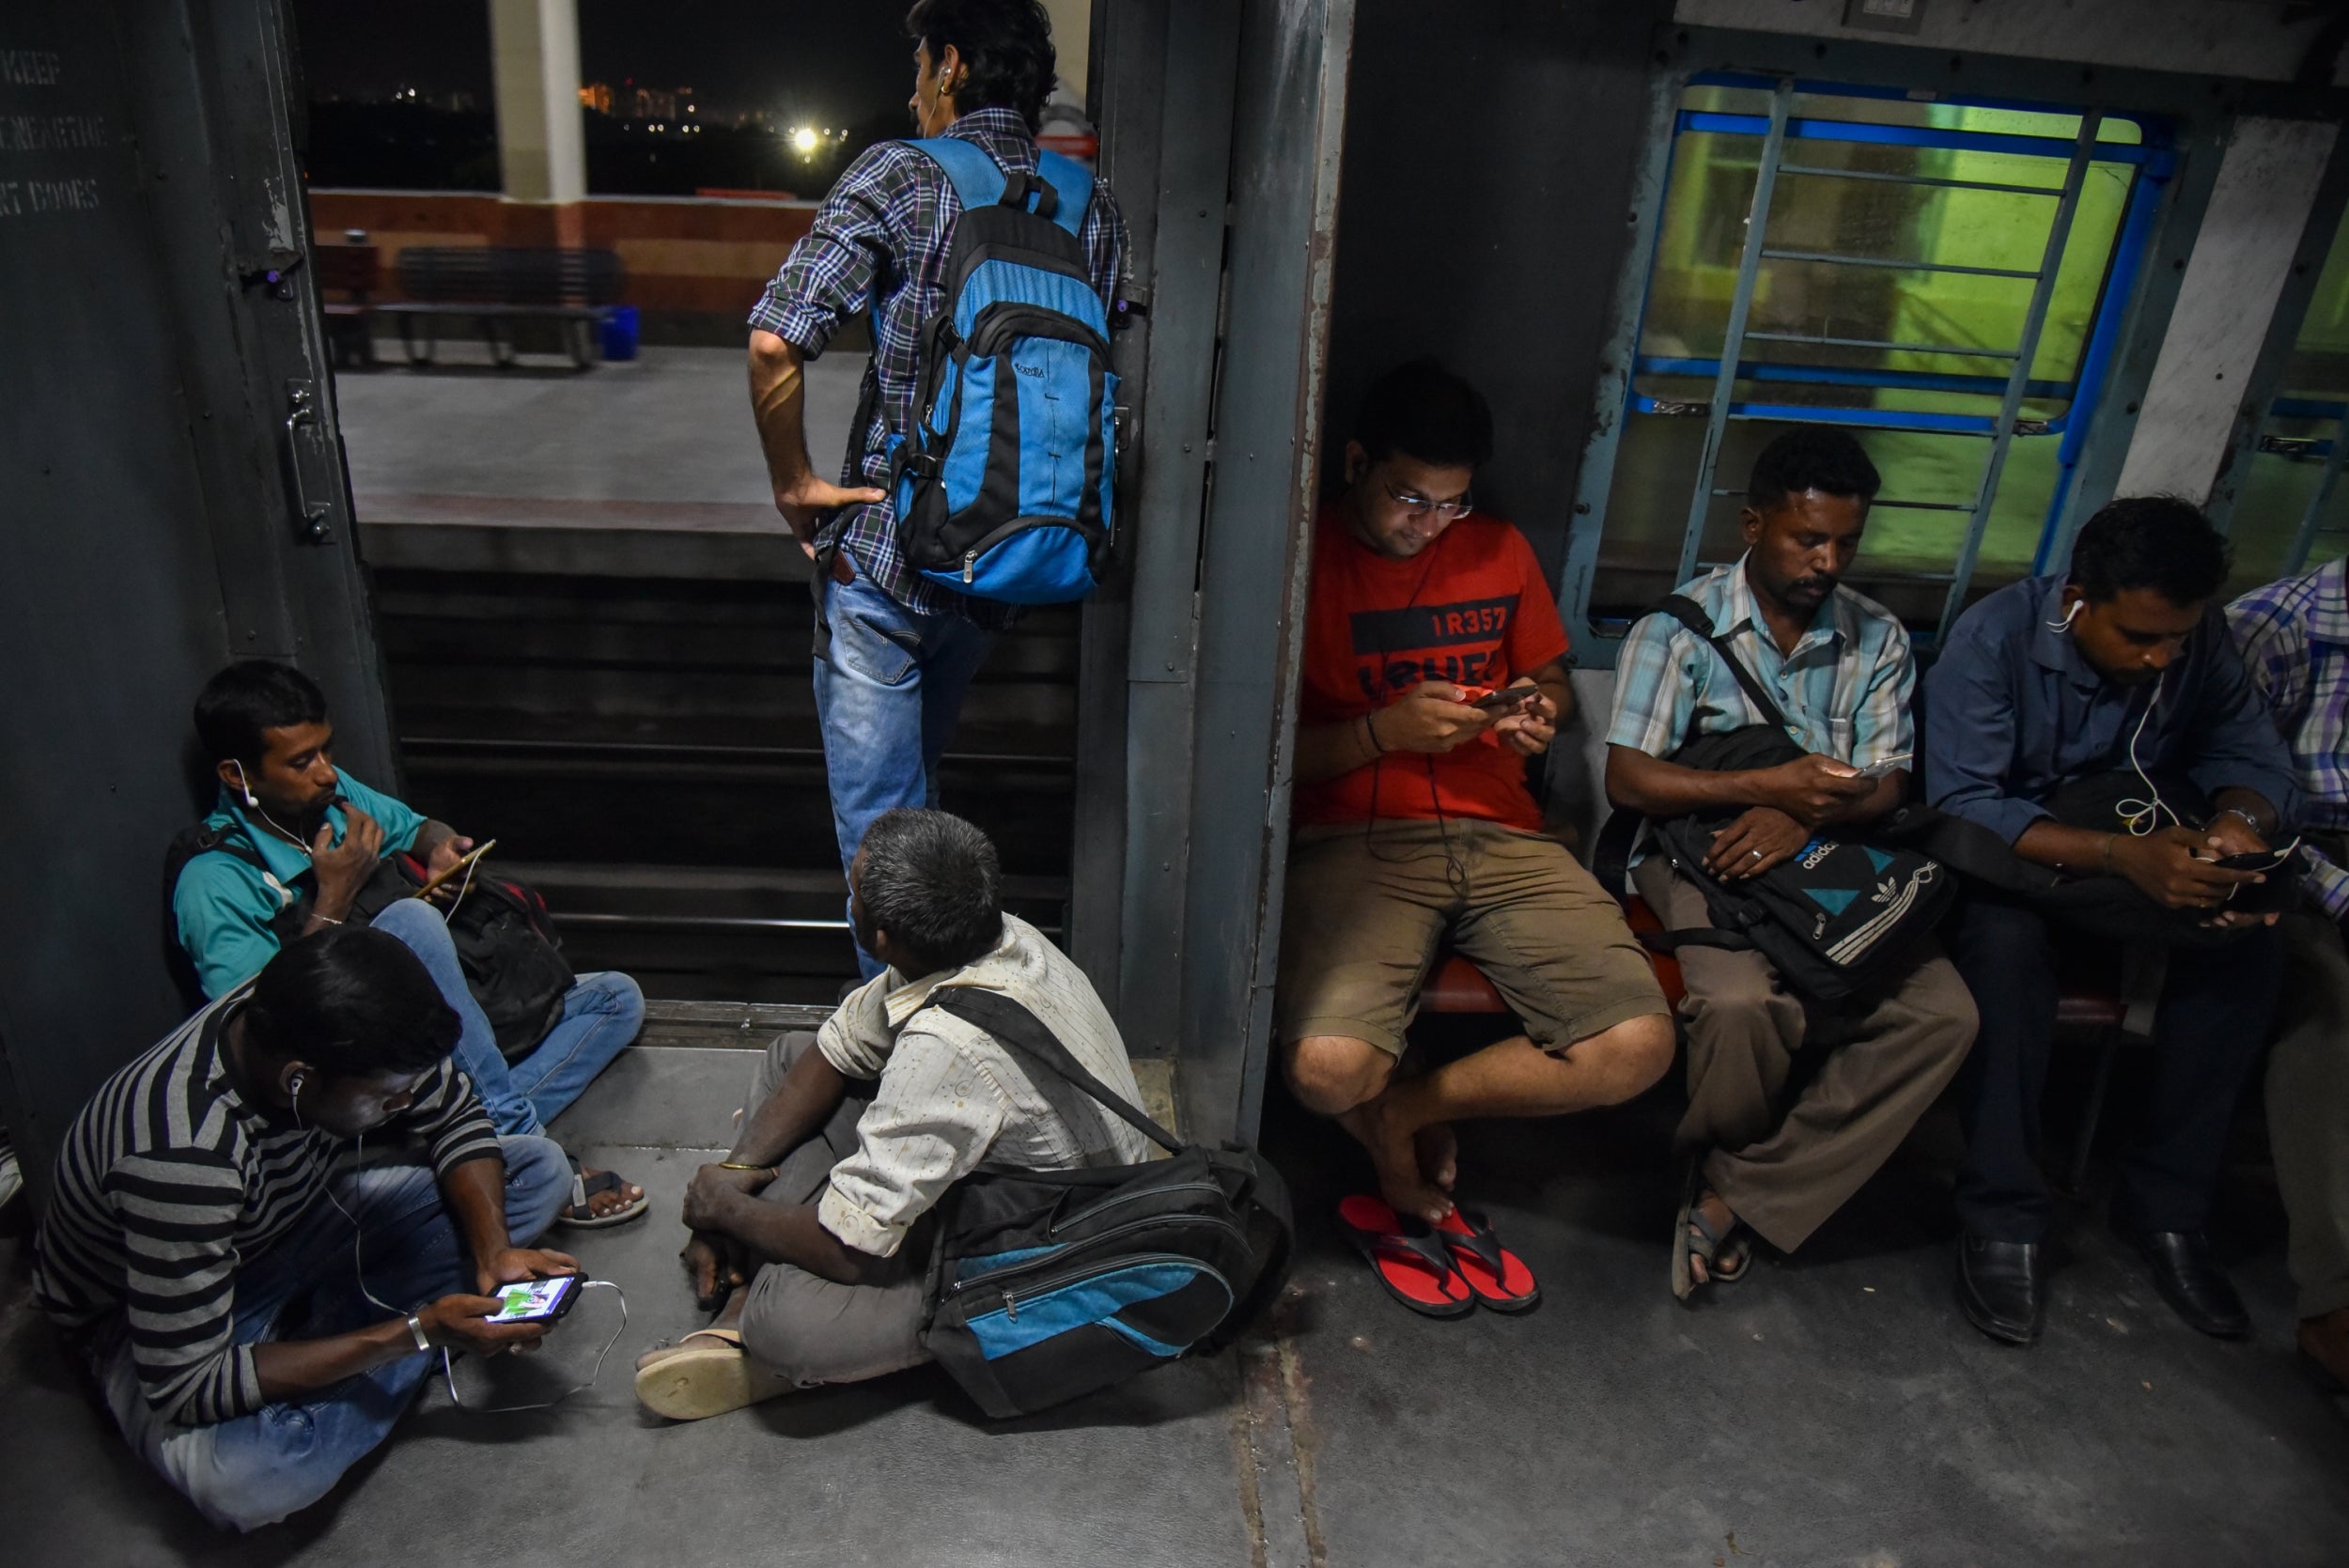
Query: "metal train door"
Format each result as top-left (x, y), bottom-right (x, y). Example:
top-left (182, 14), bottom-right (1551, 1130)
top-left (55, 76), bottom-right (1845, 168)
top-left (0, 0), bottom-right (384, 1199)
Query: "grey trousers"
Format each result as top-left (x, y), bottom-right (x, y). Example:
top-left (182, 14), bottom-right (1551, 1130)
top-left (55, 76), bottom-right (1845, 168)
top-left (1636, 859), bottom-right (1979, 1252)
top-left (2270, 913), bottom-right (2349, 1321)
top-left (731, 1031), bottom-right (937, 1387)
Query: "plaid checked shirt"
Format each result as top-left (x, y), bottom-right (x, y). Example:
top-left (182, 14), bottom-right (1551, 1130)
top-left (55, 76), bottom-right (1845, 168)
top-left (2229, 558), bottom-right (2349, 917)
top-left (748, 107), bottom-right (1126, 629)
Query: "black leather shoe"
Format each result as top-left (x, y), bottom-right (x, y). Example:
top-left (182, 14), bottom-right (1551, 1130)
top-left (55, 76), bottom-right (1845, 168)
top-left (1956, 1234), bottom-right (2045, 1345)
top-left (2123, 1228), bottom-right (2249, 1340)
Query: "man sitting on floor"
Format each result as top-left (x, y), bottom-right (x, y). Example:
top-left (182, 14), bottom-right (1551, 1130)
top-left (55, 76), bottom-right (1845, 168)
top-left (2230, 557), bottom-right (2349, 1389)
top-left (1276, 360), bottom-right (1673, 1310)
top-left (32, 924), bottom-right (577, 1531)
top-left (1926, 496), bottom-right (2298, 1345)
top-left (634, 807), bottom-right (1152, 1419)
top-left (1605, 427), bottom-right (1977, 1300)
top-left (171, 660), bottom-right (645, 1225)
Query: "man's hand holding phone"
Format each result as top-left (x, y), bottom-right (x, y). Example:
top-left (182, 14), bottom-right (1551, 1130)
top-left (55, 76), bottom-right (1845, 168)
top-left (415, 1293), bottom-right (552, 1358)
top-left (1368, 681), bottom-right (1498, 755)
top-left (1763, 754), bottom-right (1879, 826)
top-left (1485, 678), bottom-right (1558, 757)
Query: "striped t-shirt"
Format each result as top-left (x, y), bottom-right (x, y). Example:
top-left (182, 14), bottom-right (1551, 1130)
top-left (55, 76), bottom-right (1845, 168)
top-left (31, 990), bottom-right (498, 1425)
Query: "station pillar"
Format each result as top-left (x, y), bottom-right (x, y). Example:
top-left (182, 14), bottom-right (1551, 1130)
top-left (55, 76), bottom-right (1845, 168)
top-left (489, 0), bottom-right (587, 245)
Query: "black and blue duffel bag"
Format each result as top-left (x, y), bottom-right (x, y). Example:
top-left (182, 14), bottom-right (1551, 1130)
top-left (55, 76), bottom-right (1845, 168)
top-left (916, 988), bottom-right (1293, 1419)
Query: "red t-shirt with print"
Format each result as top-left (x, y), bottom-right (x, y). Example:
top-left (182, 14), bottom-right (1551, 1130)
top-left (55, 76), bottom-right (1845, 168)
top-left (1294, 506), bottom-right (1571, 831)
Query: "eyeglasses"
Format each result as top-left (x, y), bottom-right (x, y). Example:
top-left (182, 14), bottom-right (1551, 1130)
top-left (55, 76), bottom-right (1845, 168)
top-left (1382, 480), bottom-right (1474, 521)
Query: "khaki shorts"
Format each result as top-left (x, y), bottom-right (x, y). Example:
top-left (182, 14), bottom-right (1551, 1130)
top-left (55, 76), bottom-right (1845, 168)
top-left (1276, 819), bottom-right (1667, 1059)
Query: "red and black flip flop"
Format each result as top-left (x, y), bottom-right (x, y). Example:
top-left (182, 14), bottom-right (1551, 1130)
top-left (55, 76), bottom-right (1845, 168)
top-left (1434, 1205), bottom-right (1540, 1312)
top-left (1335, 1195), bottom-right (1475, 1318)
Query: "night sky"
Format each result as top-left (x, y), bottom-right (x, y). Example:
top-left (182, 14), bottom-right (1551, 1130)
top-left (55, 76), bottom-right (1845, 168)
top-left (291, 1), bottom-right (915, 123)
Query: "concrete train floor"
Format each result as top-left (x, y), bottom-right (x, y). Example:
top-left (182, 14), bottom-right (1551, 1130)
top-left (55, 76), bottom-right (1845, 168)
top-left (4, 1034), bottom-right (2346, 1567)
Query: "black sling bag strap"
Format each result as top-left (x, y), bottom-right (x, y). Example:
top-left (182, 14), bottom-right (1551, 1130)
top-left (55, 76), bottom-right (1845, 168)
top-left (1656, 593), bottom-right (1801, 733)
top-left (911, 986), bottom-right (1294, 1419)
top-left (929, 986), bottom-right (1181, 1152)
top-left (1593, 592), bottom-right (1802, 945)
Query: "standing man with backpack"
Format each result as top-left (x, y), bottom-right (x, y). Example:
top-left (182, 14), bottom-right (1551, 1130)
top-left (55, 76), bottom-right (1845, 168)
top-left (1603, 429), bottom-right (1976, 1300)
top-left (746, 0), bottom-right (1125, 978)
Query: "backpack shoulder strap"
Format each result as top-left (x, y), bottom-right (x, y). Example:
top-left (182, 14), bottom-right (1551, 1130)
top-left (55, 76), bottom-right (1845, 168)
top-left (171, 821), bottom-right (272, 883)
top-left (1653, 592), bottom-right (1796, 736)
top-left (927, 987), bottom-right (1182, 1156)
top-left (1033, 148), bottom-right (1095, 239)
top-left (905, 136), bottom-right (1008, 211)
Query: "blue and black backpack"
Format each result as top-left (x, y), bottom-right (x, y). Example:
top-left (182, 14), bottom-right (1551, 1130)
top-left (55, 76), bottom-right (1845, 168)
top-left (915, 988), bottom-right (1293, 1418)
top-left (882, 137), bottom-right (1117, 605)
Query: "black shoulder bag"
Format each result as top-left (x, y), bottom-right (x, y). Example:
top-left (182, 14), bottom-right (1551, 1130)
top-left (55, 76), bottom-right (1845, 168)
top-left (1594, 595), bottom-right (1955, 1003)
top-left (916, 988), bottom-right (1294, 1419)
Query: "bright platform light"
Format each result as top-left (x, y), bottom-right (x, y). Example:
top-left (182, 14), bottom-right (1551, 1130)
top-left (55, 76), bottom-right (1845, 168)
top-left (790, 126), bottom-right (819, 155)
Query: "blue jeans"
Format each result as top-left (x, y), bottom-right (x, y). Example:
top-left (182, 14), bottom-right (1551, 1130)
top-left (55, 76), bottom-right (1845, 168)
top-left (369, 900), bottom-right (642, 1137)
top-left (92, 1134), bottom-right (571, 1531)
top-left (812, 571), bottom-right (994, 977)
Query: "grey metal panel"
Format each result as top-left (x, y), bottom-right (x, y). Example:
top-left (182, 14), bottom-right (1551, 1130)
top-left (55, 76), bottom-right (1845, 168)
top-left (2117, 116), bottom-right (2342, 505)
top-left (0, 2), bottom-right (237, 1194)
top-left (2054, 120), bottom-right (2234, 567)
top-left (1176, 0), bottom-right (1356, 1147)
top-left (1066, 0), bottom-right (1178, 1017)
top-left (2203, 132), bottom-right (2349, 537)
top-left (0, 0), bottom-right (390, 1200)
top-left (1115, 0), bottom-right (1245, 1059)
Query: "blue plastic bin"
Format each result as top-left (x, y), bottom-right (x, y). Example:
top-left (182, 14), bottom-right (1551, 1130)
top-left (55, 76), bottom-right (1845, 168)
top-left (600, 304), bottom-right (641, 362)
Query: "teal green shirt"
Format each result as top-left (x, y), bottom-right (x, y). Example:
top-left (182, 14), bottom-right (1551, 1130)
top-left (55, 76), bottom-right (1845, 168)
top-left (171, 770), bottom-right (427, 1000)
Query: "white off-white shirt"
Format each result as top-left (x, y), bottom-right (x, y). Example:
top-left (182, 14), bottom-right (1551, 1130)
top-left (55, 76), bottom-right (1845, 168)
top-left (814, 914), bottom-right (1155, 1257)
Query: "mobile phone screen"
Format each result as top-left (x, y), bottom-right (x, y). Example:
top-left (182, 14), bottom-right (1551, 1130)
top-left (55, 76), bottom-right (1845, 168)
top-left (483, 1275), bottom-right (578, 1324)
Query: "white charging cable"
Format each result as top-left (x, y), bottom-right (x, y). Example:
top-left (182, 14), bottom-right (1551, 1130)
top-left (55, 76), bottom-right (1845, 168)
top-left (320, 1127), bottom-right (629, 1414)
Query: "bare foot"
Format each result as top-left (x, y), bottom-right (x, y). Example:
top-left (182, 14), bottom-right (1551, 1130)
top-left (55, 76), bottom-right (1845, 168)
top-left (1340, 1094), bottom-right (1453, 1224)
top-left (1687, 1188), bottom-right (1748, 1286)
top-left (1414, 1123), bottom-right (1458, 1194)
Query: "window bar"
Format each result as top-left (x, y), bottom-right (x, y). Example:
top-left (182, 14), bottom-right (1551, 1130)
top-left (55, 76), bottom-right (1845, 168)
top-left (1678, 77), bottom-right (1795, 586)
top-left (1741, 330), bottom-right (2019, 360)
top-left (1938, 110), bottom-right (2104, 640)
top-left (2286, 416), bottom-right (2349, 574)
top-left (1776, 163), bottom-right (2065, 198)
top-left (1759, 248), bottom-right (2042, 279)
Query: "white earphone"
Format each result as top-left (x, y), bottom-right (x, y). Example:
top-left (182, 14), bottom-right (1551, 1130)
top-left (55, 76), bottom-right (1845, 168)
top-left (2045, 599), bottom-right (2083, 632)
top-left (288, 1072), bottom-right (307, 1126)
top-left (231, 760), bottom-right (259, 807)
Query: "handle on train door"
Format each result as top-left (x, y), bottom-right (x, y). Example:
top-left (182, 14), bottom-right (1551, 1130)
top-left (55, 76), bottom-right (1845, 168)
top-left (283, 380), bottom-right (333, 542)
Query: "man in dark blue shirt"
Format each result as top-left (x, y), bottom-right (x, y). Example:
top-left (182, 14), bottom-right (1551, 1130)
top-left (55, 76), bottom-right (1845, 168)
top-left (1925, 497), bottom-right (2298, 1346)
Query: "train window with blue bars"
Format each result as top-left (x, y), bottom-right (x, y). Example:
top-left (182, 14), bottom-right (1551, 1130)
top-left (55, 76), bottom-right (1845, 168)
top-left (1586, 73), bottom-right (2171, 644)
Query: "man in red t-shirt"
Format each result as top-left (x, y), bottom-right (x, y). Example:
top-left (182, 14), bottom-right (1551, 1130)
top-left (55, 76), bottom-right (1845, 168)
top-left (1280, 363), bottom-right (1672, 1293)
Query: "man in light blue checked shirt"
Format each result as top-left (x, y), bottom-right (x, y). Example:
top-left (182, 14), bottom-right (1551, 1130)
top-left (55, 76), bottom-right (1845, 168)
top-left (2229, 557), bottom-right (2349, 1389)
top-left (1605, 428), bottom-right (1975, 1302)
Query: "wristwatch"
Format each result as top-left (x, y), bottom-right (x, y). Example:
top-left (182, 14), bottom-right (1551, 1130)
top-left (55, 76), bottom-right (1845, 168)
top-left (406, 1313), bottom-right (433, 1353)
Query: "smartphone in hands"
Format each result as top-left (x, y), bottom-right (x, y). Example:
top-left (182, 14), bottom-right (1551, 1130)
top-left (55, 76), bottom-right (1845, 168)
top-left (481, 1274), bottom-right (583, 1326)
